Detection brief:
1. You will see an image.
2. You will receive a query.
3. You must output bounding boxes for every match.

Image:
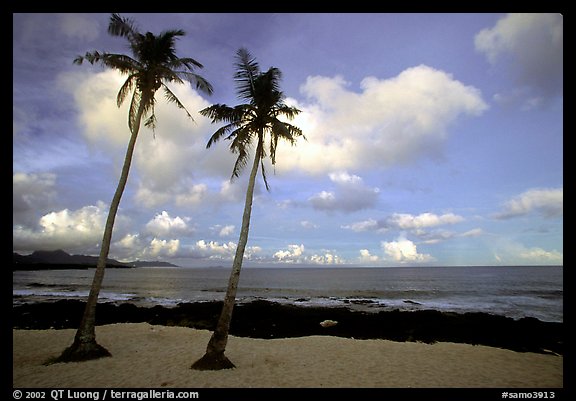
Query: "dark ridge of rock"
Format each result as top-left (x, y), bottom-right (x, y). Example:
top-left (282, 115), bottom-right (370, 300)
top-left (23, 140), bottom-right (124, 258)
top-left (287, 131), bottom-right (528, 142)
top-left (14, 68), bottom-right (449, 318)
top-left (12, 299), bottom-right (563, 355)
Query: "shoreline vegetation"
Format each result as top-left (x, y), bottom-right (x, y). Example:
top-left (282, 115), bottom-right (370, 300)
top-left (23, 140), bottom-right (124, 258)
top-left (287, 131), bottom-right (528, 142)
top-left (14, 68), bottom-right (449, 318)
top-left (12, 299), bottom-right (563, 356)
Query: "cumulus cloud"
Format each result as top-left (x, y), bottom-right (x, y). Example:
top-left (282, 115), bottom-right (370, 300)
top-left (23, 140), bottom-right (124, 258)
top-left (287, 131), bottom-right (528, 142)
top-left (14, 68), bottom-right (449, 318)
top-left (519, 247), bottom-right (563, 264)
top-left (309, 172), bottom-right (380, 212)
top-left (279, 65), bottom-right (487, 174)
top-left (359, 249), bottom-right (379, 263)
top-left (57, 69), bottom-right (216, 209)
top-left (192, 240), bottom-right (237, 260)
top-left (387, 212), bottom-right (464, 229)
top-left (209, 224), bottom-right (236, 237)
top-left (13, 202), bottom-right (109, 252)
top-left (180, 240), bottom-right (261, 262)
top-left (270, 244), bottom-right (344, 265)
top-left (344, 212), bottom-right (464, 233)
top-left (175, 184), bottom-right (209, 207)
top-left (475, 13), bottom-right (563, 105)
top-left (145, 238), bottom-right (180, 258)
top-left (309, 252), bottom-right (344, 265)
top-left (494, 187), bottom-right (563, 219)
top-left (493, 239), bottom-right (563, 265)
top-left (145, 211), bottom-right (191, 237)
top-left (274, 244), bottom-right (305, 262)
top-left (218, 225), bottom-right (235, 237)
top-left (381, 235), bottom-right (434, 264)
top-left (114, 233), bottom-right (144, 260)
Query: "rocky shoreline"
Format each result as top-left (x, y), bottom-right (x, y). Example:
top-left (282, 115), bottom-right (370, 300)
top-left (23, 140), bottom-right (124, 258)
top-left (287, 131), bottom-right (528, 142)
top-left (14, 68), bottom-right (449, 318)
top-left (12, 299), bottom-right (563, 355)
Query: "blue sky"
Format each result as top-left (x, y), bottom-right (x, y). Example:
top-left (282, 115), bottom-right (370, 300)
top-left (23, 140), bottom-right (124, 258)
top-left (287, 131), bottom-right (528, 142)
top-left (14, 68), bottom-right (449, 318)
top-left (13, 13), bottom-right (563, 267)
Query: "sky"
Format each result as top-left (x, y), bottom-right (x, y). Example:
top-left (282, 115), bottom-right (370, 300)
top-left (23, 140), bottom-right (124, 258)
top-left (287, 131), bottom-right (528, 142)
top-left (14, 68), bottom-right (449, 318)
top-left (13, 13), bottom-right (563, 267)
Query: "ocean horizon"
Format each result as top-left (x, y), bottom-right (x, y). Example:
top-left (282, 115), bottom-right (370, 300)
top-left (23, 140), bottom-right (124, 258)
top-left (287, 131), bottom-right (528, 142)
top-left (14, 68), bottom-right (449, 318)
top-left (13, 265), bottom-right (563, 323)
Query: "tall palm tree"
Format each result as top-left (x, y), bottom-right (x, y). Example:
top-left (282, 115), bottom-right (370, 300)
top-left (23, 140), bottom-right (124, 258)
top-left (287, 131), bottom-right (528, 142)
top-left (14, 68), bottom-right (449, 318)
top-left (53, 14), bottom-right (213, 363)
top-left (191, 48), bottom-right (304, 370)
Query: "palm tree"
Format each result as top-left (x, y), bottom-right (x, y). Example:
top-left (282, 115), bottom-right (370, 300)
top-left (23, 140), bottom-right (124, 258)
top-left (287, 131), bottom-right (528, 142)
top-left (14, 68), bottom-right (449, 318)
top-left (52, 14), bottom-right (213, 363)
top-left (191, 48), bottom-right (304, 370)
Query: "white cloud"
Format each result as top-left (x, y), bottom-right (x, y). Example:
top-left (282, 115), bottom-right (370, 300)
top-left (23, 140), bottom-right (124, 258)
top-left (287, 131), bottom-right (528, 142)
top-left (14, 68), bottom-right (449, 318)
top-left (494, 187), bottom-right (563, 219)
top-left (309, 252), bottom-right (344, 265)
top-left (475, 13), bottom-right (563, 100)
top-left (492, 238), bottom-right (563, 265)
top-left (279, 65), bottom-right (487, 174)
top-left (175, 184), bottom-right (209, 207)
top-left (519, 247), bottom-right (563, 264)
top-left (218, 180), bottom-right (244, 203)
top-left (387, 212), bottom-right (464, 229)
top-left (146, 238), bottom-right (180, 257)
top-left (58, 69), bottom-right (216, 209)
top-left (13, 202), bottom-right (110, 252)
top-left (218, 225), bottom-right (235, 237)
top-left (194, 239), bottom-right (237, 259)
top-left (274, 244), bottom-right (305, 262)
top-left (184, 239), bottom-right (262, 262)
top-left (344, 212), bottom-right (464, 232)
top-left (145, 211), bottom-right (191, 237)
top-left (309, 171), bottom-right (380, 212)
top-left (309, 191), bottom-right (336, 209)
top-left (58, 70), bottom-right (128, 152)
top-left (342, 218), bottom-right (380, 233)
top-left (134, 186), bottom-right (171, 209)
top-left (359, 249), bottom-right (379, 263)
top-left (381, 235), bottom-right (434, 263)
top-left (271, 244), bottom-right (344, 265)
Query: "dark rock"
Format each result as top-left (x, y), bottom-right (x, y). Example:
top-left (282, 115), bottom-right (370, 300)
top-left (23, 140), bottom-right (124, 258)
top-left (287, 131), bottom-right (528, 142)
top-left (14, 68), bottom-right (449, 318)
top-left (12, 299), bottom-right (563, 355)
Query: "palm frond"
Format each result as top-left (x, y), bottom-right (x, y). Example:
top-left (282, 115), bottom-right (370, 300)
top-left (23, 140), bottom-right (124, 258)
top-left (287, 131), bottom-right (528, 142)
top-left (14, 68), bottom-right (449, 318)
top-left (108, 14), bottom-right (139, 40)
top-left (144, 113), bottom-right (157, 132)
top-left (229, 131), bottom-right (254, 179)
top-left (75, 13), bottom-right (213, 142)
top-left (234, 48), bottom-right (260, 102)
top-left (260, 157), bottom-right (270, 191)
top-left (128, 90), bottom-right (142, 134)
top-left (274, 103), bottom-right (302, 120)
top-left (141, 95), bottom-right (157, 131)
top-left (116, 75), bottom-right (137, 107)
top-left (178, 57), bottom-right (205, 70)
top-left (206, 124), bottom-right (236, 149)
top-left (162, 84), bottom-right (193, 120)
top-left (200, 104), bottom-right (250, 125)
top-left (203, 48), bottom-right (304, 191)
top-left (200, 104), bottom-right (235, 123)
top-left (269, 120), bottom-right (304, 165)
top-left (231, 147), bottom-right (249, 181)
top-left (178, 71), bottom-right (214, 96)
top-left (76, 51), bottom-right (141, 76)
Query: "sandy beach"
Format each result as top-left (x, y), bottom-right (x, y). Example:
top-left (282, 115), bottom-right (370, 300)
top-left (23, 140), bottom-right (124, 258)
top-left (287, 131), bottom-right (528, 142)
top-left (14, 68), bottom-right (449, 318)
top-left (13, 323), bottom-right (562, 388)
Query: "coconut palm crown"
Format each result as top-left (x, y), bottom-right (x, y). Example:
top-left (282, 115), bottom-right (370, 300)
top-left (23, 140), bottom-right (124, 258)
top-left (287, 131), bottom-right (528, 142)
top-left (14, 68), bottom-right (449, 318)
top-left (74, 13), bottom-right (213, 132)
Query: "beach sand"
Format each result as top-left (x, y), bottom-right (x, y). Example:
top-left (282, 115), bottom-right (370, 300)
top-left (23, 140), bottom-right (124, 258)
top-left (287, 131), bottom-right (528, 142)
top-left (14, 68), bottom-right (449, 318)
top-left (13, 323), bottom-right (562, 388)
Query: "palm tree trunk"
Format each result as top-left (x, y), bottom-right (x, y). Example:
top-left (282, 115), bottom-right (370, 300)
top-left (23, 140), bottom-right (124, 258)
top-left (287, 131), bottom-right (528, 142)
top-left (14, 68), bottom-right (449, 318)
top-left (191, 135), bottom-right (263, 371)
top-left (51, 101), bottom-right (146, 363)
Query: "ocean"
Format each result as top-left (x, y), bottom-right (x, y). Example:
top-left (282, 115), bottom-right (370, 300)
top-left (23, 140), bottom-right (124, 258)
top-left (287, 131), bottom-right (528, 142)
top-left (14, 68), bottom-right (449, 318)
top-left (12, 265), bottom-right (563, 323)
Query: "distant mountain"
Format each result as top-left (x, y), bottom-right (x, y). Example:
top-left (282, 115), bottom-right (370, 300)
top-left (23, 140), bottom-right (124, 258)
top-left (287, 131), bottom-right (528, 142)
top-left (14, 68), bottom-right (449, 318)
top-left (12, 250), bottom-right (178, 271)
